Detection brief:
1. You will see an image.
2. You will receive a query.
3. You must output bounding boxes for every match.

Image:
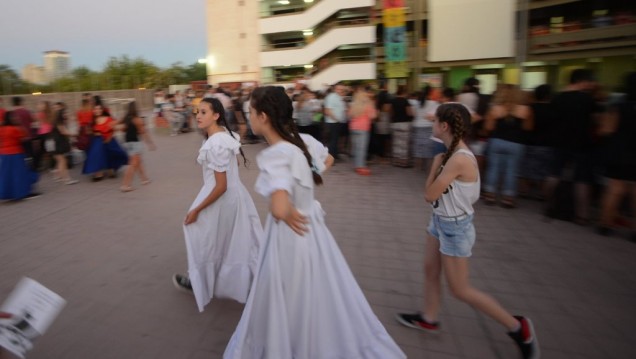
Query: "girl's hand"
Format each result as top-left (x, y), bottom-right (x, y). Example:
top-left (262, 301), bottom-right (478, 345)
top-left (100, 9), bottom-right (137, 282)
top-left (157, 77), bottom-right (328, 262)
top-left (184, 210), bottom-right (199, 225)
top-left (284, 208), bottom-right (309, 235)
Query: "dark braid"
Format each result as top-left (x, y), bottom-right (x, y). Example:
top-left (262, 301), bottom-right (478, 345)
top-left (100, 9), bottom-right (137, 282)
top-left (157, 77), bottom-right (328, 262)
top-left (251, 86), bottom-right (323, 185)
top-left (435, 103), bottom-right (470, 174)
top-left (201, 97), bottom-right (248, 167)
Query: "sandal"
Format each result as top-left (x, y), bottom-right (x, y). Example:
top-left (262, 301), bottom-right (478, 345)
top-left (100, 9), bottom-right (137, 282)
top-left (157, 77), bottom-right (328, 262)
top-left (141, 179), bottom-right (152, 185)
top-left (120, 186), bottom-right (134, 192)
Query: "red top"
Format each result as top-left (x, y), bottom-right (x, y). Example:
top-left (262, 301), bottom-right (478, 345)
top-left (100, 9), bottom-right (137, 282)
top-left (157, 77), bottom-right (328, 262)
top-left (0, 126), bottom-right (27, 155)
top-left (93, 117), bottom-right (114, 141)
top-left (76, 110), bottom-right (93, 127)
top-left (0, 108), bottom-right (6, 123)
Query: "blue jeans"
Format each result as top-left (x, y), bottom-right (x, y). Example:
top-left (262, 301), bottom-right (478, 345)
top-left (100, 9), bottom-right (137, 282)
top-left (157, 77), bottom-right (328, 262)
top-left (350, 130), bottom-right (370, 168)
top-left (484, 138), bottom-right (525, 197)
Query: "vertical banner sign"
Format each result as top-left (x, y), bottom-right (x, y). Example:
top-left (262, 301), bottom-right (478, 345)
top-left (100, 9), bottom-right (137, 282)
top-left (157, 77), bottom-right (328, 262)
top-left (383, 0), bottom-right (409, 78)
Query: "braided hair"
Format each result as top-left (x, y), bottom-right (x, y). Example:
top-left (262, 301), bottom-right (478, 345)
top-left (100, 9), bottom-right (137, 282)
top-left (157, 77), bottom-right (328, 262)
top-left (251, 86), bottom-right (323, 186)
top-left (435, 103), bottom-right (471, 174)
top-left (200, 97), bottom-right (248, 167)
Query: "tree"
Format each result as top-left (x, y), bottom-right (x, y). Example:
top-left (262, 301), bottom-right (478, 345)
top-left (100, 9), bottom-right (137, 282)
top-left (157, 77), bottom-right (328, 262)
top-left (0, 65), bottom-right (30, 95)
top-left (0, 57), bottom-right (208, 95)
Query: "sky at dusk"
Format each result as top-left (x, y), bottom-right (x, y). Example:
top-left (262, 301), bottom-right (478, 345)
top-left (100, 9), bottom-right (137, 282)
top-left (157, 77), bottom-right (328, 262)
top-left (0, 0), bottom-right (207, 72)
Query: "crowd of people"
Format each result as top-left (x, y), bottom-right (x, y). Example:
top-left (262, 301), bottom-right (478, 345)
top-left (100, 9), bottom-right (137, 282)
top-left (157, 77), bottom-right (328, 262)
top-left (268, 70), bottom-right (635, 241)
top-left (0, 93), bottom-right (155, 200)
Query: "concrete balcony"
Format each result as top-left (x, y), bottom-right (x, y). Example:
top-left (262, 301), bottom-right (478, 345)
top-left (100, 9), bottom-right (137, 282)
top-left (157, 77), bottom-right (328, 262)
top-left (528, 23), bottom-right (636, 56)
top-left (261, 25), bottom-right (375, 67)
top-left (259, 0), bottom-right (374, 34)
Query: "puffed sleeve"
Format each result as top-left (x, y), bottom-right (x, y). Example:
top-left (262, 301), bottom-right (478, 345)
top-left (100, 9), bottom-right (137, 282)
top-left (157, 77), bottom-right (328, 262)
top-left (300, 133), bottom-right (329, 174)
top-left (254, 147), bottom-right (293, 198)
top-left (197, 133), bottom-right (240, 172)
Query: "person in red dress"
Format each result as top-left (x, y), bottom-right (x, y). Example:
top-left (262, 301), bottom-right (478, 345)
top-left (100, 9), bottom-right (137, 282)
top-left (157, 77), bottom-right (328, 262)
top-left (82, 104), bottom-right (128, 181)
top-left (0, 111), bottom-right (40, 200)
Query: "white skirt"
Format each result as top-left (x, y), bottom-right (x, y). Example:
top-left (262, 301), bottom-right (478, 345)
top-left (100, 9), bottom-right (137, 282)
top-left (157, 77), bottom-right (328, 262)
top-left (184, 184), bottom-right (263, 311)
top-left (224, 201), bottom-right (405, 359)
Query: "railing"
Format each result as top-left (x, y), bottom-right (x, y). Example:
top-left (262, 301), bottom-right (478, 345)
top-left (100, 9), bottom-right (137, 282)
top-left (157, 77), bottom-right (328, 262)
top-left (528, 22), bottom-right (636, 54)
top-left (259, 0), bottom-right (322, 18)
top-left (262, 17), bottom-right (372, 51)
top-left (309, 54), bottom-right (373, 77)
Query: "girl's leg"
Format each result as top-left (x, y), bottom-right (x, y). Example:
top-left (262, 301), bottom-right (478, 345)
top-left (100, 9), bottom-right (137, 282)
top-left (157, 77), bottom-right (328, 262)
top-left (423, 235), bottom-right (443, 322)
top-left (441, 255), bottom-right (519, 330)
top-left (138, 157), bottom-right (151, 183)
top-left (121, 155), bottom-right (140, 188)
top-left (55, 154), bottom-right (69, 180)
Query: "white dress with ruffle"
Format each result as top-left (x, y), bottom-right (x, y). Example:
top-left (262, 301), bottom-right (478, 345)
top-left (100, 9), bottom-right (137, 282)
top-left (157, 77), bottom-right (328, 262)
top-left (224, 135), bottom-right (406, 359)
top-left (184, 131), bottom-right (263, 311)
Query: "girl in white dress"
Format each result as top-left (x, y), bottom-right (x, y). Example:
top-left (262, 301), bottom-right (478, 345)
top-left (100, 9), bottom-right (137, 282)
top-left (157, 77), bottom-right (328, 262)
top-left (173, 97), bottom-right (263, 312)
top-left (224, 86), bottom-right (406, 359)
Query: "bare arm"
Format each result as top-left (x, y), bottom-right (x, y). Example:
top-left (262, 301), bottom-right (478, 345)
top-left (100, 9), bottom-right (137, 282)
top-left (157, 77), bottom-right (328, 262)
top-left (521, 105), bottom-right (534, 131)
top-left (271, 190), bottom-right (308, 235)
top-left (425, 155), bottom-right (473, 203)
top-left (425, 154), bottom-right (444, 190)
top-left (184, 171), bottom-right (227, 224)
top-left (323, 154), bottom-right (335, 172)
top-left (598, 108), bottom-right (619, 136)
top-left (484, 106), bottom-right (499, 132)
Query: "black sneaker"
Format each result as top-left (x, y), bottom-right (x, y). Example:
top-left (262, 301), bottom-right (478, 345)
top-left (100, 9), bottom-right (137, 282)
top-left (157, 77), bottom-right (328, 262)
top-left (172, 274), bottom-right (193, 294)
top-left (24, 192), bottom-right (42, 200)
top-left (395, 312), bottom-right (440, 333)
top-left (508, 316), bottom-right (540, 359)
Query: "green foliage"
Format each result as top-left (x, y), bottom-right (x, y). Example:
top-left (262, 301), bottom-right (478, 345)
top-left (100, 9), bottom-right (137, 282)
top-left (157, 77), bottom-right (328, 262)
top-left (0, 65), bottom-right (31, 95)
top-left (0, 56), bottom-right (208, 95)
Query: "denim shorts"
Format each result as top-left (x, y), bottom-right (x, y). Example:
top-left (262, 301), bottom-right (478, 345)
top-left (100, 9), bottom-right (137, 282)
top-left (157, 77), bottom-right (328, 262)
top-left (427, 213), bottom-right (476, 257)
top-left (124, 141), bottom-right (143, 155)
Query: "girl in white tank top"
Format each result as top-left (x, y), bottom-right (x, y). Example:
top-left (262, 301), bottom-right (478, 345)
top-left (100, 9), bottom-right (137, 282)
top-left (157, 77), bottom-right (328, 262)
top-left (396, 103), bottom-right (540, 359)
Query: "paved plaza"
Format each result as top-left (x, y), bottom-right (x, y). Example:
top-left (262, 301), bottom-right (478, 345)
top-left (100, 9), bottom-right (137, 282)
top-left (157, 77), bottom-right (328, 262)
top-left (1, 130), bottom-right (635, 359)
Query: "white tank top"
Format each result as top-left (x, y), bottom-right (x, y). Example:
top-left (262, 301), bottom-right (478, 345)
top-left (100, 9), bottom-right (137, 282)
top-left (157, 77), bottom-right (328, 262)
top-left (431, 149), bottom-right (480, 217)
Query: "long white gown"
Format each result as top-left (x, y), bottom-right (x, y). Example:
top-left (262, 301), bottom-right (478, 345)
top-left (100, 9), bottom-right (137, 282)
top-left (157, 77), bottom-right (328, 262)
top-left (183, 131), bottom-right (263, 312)
top-left (224, 135), bottom-right (406, 359)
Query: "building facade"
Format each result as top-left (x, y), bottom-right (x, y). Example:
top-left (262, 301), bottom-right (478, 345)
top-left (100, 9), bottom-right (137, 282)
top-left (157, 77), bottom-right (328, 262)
top-left (204, 0), bottom-right (636, 92)
top-left (21, 64), bottom-right (47, 85)
top-left (43, 50), bottom-right (71, 83)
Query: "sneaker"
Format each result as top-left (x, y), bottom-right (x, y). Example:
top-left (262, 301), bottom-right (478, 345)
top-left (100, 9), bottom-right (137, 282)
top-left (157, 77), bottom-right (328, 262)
top-left (508, 316), bottom-right (540, 359)
top-left (172, 274), bottom-right (193, 294)
top-left (395, 312), bottom-right (440, 333)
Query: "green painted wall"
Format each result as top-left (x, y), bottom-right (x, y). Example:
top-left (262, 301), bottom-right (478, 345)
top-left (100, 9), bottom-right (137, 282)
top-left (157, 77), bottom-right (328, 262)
top-left (447, 67), bottom-right (473, 90)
